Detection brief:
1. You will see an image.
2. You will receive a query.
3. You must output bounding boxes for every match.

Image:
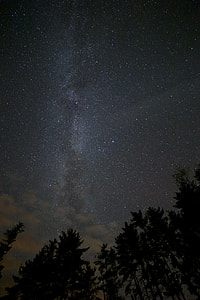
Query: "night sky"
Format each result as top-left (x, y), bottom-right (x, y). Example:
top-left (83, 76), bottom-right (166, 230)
top-left (1, 0), bottom-right (200, 290)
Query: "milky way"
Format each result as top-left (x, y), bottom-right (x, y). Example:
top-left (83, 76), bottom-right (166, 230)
top-left (1, 0), bottom-right (200, 250)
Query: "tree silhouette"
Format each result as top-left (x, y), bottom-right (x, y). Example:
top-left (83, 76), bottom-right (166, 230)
top-left (172, 166), bottom-right (200, 297)
top-left (0, 222), bottom-right (24, 280)
top-left (6, 229), bottom-right (97, 299)
top-left (114, 207), bottom-right (189, 299)
top-left (95, 244), bottom-right (120, 300)
top-left (116, 221), bottom-right (144, 299)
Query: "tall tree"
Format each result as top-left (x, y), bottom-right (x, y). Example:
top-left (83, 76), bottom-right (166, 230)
top-left (115, 208), bottom-right (187, 299)
top-left (173, 166), bottom-right (200, 297)
top-left (115, 214), bottom-right (146, 300)
top-left (0, 222), bottom-right (24, 280)
top-left (95, 244), bottom-right (120, 300)
top-left (6, 229), bottom-right (97, 299)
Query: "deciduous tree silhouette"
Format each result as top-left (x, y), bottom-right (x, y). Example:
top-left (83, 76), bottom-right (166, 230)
top-left (172, 166), bottom-right (200, 297)
top-left (95, 244), bottom-right (120, 300)
top-left (115, 208), bottom-right (188, 299)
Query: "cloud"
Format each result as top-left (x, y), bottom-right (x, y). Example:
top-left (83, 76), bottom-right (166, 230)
top-left (85, 224), bottom-right (110, 240)
top-left (75, 213), bottom-right (92, 225)
top-left (0, 194), bottom-right (24, 229)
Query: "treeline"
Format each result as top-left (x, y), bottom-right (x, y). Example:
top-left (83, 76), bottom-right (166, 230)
top-left (1, 166), bottom-right (200, 299)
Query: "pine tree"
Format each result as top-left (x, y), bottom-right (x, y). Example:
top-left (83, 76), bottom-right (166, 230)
top-left (6, 229), bottom-right (97, 299)
top-left (0, 222), bottom-right (24, 279)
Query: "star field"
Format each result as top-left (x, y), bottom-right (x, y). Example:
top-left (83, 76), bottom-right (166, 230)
top-left (1, 1), bottom-right (200, 284)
